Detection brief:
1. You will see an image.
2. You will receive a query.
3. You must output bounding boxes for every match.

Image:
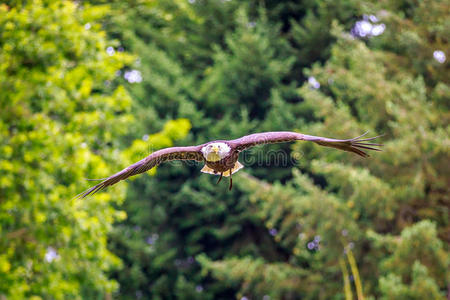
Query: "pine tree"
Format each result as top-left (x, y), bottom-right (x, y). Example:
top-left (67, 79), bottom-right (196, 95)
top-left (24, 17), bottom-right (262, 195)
top-left (199, 4), bottom-right (449, 299)
top-left (82, 0), bottom-right (448, 298)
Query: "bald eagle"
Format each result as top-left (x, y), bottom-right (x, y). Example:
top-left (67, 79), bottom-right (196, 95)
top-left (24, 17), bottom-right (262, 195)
top-left (77, 131), bottom-right (382, 197)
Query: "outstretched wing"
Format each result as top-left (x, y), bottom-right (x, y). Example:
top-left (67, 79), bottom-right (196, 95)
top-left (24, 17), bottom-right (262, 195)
top-left (76, 146), bottom-right (204, 198)
top-left (228, 131), bottom-right (382, 157)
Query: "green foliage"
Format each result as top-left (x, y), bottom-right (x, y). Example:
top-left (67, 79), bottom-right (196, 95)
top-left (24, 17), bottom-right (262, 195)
top-left (0, 1), bottom-right (189, 298)
top-left (379, 261), bottom-right (442, 300)
top-left (98, 0), bottom-right (448, 299)
top-left (2, 0), bottom-right (448, 299)
top-left (0, 2), bottom-right (127, 297)
top-left (371, 222), bottom-right (447, 299)
top-left (199, 7), bottom-right (295, 120)
top-left (378, 221), bottom-right (447, 287)
top-left (198, 254), bottom-right (308, 299)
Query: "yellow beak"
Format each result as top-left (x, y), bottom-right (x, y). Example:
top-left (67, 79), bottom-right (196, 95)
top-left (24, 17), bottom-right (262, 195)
top-left (211, 145), bottom-right (219, 153)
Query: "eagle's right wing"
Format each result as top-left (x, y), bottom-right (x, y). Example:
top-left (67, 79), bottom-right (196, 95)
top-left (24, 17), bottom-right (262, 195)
top-left (76, 146), bottom-right (204, 198)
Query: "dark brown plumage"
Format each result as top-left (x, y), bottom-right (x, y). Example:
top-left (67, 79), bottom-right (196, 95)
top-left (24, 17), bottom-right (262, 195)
top-left (76, 131), bottom-right (382, 198)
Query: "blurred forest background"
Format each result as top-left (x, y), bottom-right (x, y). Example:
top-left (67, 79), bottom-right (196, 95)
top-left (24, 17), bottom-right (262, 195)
top-left (0, 0), bottom-right (449, 299)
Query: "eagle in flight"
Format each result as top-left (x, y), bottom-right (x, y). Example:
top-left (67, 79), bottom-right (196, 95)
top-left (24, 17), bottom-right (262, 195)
top-left (77, 131), bottom-right (382, 198)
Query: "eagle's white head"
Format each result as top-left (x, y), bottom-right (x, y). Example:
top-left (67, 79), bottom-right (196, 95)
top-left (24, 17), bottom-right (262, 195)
top-left (201, 142), bottom-right (231, 162)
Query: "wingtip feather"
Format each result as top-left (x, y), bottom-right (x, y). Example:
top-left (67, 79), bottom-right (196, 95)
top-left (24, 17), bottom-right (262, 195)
top-left (349, 132), bottom-right (384, 157)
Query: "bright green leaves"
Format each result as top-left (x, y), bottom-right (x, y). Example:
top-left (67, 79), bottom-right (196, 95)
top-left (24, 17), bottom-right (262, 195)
top-left (0, 1), bottom-right (132, 297)
top-left (0, 1), bottom-right (191, 298)
top-left (163, 119), bottom-right (192, 141)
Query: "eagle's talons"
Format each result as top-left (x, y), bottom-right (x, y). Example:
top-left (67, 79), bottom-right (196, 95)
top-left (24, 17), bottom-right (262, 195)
top-left (228, 172), bottom-right (233, 190)
top-left (217, 172), bottom-right (223, 184)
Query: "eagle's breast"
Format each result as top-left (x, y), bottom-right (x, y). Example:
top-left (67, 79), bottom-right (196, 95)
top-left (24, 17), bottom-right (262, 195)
top-left (204, 151), bottom-right (239, 173)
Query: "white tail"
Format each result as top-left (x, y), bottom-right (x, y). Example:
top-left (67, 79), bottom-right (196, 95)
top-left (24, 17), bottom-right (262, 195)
top-left (200, 161), bottom-right (244, 177)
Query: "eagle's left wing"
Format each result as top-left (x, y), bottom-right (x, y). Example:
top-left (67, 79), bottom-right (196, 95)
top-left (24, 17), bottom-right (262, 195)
top-left (228, 131), bottom-right (382, 157)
